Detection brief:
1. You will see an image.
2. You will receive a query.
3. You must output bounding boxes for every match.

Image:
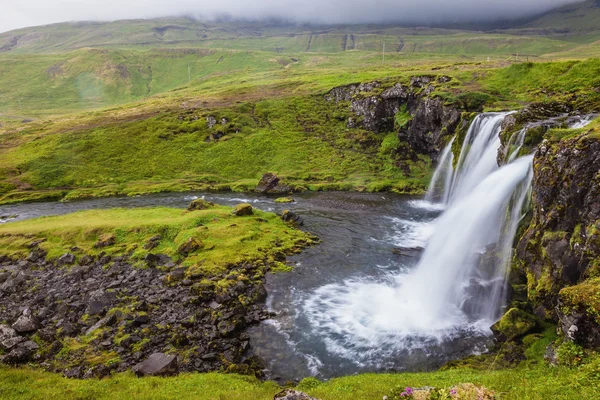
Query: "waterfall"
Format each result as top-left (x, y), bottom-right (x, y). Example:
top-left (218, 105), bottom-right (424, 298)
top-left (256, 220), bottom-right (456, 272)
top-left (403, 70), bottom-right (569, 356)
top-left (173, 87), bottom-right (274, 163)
top-left (425, 137), bottom-right (455, 204)
top-left (305, 112), bottom-right (534, 361)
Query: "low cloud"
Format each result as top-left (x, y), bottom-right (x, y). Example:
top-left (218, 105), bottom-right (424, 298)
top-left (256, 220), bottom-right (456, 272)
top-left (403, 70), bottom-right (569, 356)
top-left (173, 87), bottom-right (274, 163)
top-left (1, 0), bottom-right (585, 33)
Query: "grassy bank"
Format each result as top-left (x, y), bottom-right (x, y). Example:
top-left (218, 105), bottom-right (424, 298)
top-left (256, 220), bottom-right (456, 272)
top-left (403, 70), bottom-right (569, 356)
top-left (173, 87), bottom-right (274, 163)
top-left (0, 204), bottom-right (316, 276)
top-left (1, 346), bottom-right (599, 399)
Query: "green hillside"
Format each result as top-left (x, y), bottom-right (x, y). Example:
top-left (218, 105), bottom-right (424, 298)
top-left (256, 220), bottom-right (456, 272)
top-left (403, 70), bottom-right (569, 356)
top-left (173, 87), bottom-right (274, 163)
top-left (503, 0), bottom-right (600, 42)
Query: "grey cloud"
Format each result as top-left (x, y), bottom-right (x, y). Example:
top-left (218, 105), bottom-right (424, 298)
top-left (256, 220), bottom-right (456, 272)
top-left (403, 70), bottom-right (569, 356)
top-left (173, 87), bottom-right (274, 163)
top-left (1, 0), bottom-right (585, 33)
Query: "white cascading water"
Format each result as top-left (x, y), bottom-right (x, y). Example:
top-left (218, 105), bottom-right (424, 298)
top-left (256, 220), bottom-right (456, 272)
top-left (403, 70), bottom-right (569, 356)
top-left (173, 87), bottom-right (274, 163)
top-left (305, 112), bottom-right (534, 364)
top-left (424, 137), bottom-right (455, 204)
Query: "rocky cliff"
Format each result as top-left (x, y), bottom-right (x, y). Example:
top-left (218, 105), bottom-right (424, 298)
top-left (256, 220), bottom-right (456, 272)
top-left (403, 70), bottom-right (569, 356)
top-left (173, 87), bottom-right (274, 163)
top-left (324, 76), bottom-right (465, 161)
top-left (511, 119), bottom-right (600, 349)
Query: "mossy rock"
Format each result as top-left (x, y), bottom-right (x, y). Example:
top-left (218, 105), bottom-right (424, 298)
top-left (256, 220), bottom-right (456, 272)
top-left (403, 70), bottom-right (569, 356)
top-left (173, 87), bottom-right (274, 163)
top-left (274, 197), bottom-right (294, 204)
top-left (187, 199), bottom-right (215, 211)
top-left (177, 238), bottom-right (203, 255)
top-left (232, 203), bottom-right (253, 216)
top-left (491, 308), bottom-right (538, 342)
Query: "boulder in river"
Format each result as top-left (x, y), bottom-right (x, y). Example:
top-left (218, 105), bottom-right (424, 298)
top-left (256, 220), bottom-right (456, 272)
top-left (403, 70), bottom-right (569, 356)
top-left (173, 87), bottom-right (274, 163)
top-left (392, 246), bottom-right (424, 257)
top-left (132, 353), bottom-right (179, 377)
top-left (281, 210), bottom-right (303, 226)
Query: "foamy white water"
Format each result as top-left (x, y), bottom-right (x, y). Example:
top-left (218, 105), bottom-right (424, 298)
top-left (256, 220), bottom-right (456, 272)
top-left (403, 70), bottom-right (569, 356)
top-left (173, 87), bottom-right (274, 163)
top-left (304, 112), bottom-right (534, 362)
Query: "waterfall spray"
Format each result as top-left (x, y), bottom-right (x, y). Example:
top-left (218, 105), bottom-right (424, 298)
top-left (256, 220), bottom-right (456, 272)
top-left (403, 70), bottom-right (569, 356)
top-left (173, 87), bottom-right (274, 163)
top-left (305, 112), bottom-right (534, 363)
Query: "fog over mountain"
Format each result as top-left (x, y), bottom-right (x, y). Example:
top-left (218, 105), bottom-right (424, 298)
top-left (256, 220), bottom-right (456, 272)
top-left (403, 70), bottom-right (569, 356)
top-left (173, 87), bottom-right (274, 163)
top-left (1, 0), bottom-right (585, 33)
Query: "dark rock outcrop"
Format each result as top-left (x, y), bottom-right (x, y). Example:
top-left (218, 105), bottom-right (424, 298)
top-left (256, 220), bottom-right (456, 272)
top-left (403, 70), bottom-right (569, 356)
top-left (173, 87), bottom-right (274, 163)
top-left (255, 173), bottom-right (291, 194)
top-left (11, 308), bottom-right (37, 333)
top-left (324, 77), bottom-right (462, 159)
top-left (281, 210), bottom-right (303, 226)
top-left (0, 248), bottom-right (276, 376)
top-left (514, 133), bottom-right (600, 320)
top-left (556, 278), bottom-right (600, 348)
top-left (132, 353), bottom-right (179, 377)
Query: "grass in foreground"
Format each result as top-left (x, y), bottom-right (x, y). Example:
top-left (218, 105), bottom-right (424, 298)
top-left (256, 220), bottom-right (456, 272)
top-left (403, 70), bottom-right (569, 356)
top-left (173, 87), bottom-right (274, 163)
top-left (1, 352), bottom-right (599, 399)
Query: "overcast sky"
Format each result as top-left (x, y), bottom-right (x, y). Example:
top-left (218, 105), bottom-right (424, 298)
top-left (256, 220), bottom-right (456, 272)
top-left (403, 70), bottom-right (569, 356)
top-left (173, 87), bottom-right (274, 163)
top-left (0, 0), bottom-right (584, 34)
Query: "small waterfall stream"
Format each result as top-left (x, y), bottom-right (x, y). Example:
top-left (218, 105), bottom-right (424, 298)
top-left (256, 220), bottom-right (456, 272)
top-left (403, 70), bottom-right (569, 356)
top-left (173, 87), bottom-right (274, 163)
top-left (302, 112), bottom-right (534, 368)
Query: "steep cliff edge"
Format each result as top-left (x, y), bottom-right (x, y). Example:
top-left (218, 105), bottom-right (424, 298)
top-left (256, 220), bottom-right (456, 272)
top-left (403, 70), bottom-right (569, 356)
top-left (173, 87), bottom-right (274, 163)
top-left (512, 119), bottom-right (600, 348)
top-left (324, 76), bottom-right (469, 162)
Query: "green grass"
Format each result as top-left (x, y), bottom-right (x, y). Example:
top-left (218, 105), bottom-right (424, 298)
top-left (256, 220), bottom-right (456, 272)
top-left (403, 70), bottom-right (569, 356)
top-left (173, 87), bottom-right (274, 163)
top-left (0, 205), bottom-right (316, 276)
top-left (1, 349), bottom-right (599, 399)
top-left (0, 92), bottom-right (433, 203)
top-left (1, 56), bottom-right (599, 203)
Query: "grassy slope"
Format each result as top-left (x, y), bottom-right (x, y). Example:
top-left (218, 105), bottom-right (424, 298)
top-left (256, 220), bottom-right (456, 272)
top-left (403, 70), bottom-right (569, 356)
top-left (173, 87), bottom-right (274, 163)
top-left (1, 58), bottom-right (599, 204)
top-left (1, 331), bottom-right (599, 399)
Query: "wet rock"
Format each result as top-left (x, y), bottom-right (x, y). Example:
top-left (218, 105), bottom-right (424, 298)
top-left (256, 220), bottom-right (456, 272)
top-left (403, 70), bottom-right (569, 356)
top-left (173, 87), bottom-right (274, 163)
top-left (233, 203), bottom-right (253, 216)
top-left (187, 199), bottom-right (215, 211)
top-left (132, 353), bottom-right (179, 377)
top-left (256, 172), bottom-right (279, 193)
top-left (255, 173), bottom-right (291, 194)
top-left (392, 246), bottom-right (424, 257)
top-left (491, 308), bottom-right (538, 342)
top-left (274, 389), bottom-right (319, 400)
top-left (281, 210), bottom-right (303, 225)
top-left (85, 314), bottom-right (117, 336)
top-left (177, 238), bottom-right (203, 256)
top-left (515, 132), bottom-right (600, 319)
top-left (94, 234), bottom-right (116, 248)
top-left (12, 308), bottom-right (37, 333)
top-left (274, 197), bottom-right (295, 204)
top-left (79, 255), bottom-right (94, 265)
top-left (218, 318), bottom-right (245, 337)
top-left (57, 253), bottom-right (76, 266)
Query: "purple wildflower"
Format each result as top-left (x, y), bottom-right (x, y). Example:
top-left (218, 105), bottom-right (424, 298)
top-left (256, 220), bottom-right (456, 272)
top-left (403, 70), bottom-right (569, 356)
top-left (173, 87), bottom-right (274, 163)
top-left (450, 389), bottom-right (457, 396)
top-left (405, 387), bottom-right (413, 395)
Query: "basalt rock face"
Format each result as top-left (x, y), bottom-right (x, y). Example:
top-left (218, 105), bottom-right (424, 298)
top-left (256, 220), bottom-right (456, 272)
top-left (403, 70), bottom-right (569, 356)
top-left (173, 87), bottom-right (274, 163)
top-left (324, 76), bottom-right (462, 159)
top-left (514, 133), bottom-right (600, 328)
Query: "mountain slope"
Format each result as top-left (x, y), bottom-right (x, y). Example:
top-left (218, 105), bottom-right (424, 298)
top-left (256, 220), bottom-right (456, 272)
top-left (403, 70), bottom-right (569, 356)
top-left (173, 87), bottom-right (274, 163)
top-left (505, 0), bottom-right (600, 41)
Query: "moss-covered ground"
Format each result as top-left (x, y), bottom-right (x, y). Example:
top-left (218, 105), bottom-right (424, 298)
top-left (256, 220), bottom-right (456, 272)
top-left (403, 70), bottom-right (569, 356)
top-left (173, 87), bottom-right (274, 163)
top-left (0, 204), bottom-right (316, 279)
